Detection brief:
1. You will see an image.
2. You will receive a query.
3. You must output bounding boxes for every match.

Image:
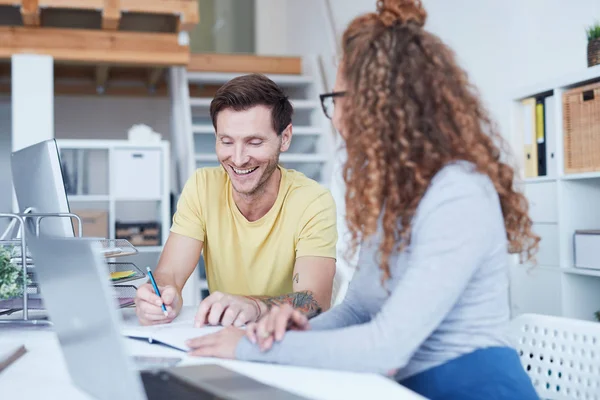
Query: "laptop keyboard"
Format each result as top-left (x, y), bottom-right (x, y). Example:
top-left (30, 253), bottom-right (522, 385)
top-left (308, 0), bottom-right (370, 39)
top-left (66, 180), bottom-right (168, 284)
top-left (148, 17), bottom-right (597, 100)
top-left (141, 370), bottom-right (223, 400)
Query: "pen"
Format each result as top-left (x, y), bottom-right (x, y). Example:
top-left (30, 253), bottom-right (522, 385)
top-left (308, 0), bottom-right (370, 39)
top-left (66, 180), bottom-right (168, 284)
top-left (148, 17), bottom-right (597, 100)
top-left (146, 266), bottom-right (168, 317)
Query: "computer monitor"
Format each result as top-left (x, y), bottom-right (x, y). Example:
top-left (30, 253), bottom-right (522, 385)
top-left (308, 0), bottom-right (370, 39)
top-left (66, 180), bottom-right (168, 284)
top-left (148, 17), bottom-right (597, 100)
top-left (11, 139), bottom-right (75, 237)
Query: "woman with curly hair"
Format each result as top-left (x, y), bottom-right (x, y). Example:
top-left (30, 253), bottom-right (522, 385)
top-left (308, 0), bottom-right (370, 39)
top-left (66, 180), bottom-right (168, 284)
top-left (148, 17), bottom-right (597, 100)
top-left (186, 0), bottom-right (540, 398)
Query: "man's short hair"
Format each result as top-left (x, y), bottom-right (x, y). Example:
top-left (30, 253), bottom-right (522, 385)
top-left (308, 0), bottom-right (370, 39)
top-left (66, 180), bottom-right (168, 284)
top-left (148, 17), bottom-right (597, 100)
top-left (210, 74), bottom-right (293, 135)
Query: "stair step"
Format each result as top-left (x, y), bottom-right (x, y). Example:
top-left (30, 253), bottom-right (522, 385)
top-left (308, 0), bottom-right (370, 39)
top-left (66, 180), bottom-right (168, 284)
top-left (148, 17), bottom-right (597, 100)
top-left (187, 71), bottom-right (313, 86)
top-left (190, 98), bottom-right (320, 110)
top-left (192, 124), bottom-right (323, 135)
top-left (195, 154), bottom-right (328, 163)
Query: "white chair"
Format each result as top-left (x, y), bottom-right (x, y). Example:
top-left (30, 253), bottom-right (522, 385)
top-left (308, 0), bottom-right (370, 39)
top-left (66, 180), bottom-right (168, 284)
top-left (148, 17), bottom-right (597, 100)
top-left (509, 313), bottom-right (600, 400)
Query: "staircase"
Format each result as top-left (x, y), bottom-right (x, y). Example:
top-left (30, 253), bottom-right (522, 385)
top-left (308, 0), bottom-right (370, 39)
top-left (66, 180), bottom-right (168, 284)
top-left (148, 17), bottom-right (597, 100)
top-left (169, 54), bottom-right (336, 304)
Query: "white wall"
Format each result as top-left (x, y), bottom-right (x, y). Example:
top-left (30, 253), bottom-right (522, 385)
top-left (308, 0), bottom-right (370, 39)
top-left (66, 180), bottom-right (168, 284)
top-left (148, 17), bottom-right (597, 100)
top-left (258, 0), bottom-right (600, 139)
top-left (54, 96), bottom-right (171, 140)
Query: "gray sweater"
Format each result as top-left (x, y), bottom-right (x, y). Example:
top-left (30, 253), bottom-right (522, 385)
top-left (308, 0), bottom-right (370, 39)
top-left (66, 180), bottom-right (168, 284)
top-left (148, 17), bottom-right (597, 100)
top-left (236, 162), bottom-right (512, 380)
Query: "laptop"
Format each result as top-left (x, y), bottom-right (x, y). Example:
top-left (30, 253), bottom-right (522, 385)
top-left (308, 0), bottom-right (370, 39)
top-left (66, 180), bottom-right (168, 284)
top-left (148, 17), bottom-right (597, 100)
top-left (26, 234), bottom-right (308, 400)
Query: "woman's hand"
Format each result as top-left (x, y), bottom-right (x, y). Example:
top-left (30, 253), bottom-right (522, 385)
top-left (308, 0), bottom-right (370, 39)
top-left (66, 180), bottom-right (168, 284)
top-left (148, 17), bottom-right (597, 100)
top-left (246, 304), bottom-right (311, 351)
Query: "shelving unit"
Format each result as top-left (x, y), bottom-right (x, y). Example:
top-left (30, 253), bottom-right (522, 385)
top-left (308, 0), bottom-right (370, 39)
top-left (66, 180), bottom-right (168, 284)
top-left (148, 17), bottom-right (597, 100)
top-left (509, 64), bottom-right (600, 323)
top-left (56, 139), bottom-right (170, 271)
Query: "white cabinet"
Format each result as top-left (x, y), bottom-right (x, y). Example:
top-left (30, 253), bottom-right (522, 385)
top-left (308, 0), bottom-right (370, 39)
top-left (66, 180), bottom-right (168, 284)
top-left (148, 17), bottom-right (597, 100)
top-left (113, 148), bottom-right (162, 199)
top-left (524, 182), bottom-right (558, 223)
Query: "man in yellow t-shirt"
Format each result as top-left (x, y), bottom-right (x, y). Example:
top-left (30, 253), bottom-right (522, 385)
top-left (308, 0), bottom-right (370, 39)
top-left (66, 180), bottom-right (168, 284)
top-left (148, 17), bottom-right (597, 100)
top-left (134, 74), bottom-right (337, 327)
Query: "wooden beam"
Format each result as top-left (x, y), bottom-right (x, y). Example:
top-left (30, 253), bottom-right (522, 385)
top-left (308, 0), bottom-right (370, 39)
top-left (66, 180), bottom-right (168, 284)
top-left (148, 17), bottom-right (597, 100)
top-left (21, 0), bottom-right (40, 26)
top-left (188, 53), bottom-right (303, 75)
top-left (147, 67), bottom-right (163, 89)
top-left (38, 0), bottom-right (102, 9)
top-left (120, 0), bottom-right (199, 31)
top-left (102, 0), bottom-right (120, 30)
top-left (0, 27), bottom-right (190, 66)
top-left (95, 64), bottom-right (109, 93)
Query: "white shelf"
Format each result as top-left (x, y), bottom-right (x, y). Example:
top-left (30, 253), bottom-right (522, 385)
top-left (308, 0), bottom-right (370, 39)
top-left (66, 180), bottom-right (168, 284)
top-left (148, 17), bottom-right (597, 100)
top-left (67, 195), bottom-right (110, 202)
top-left (114, 197), bottom-right (163, 202)
top-left (187, 71), bottom-right (313, 86)
top-left (562, 268), bottom-right (600, 278)
top-left (195, 154), bottom-right (327, 163)
top-left (513, 63), bottom-right (600, 100)
top-left (293, 126), bottom-right (323, 135)
top-left (522, 177), bottom-right (557, 184)
top-left (192, 124), bottom-right (214, 134)
top-left (195, 154), bottom-right (218, 162)
top-left (290, 100), bottom-right (320, 110)
top-left (193, 124), bottom-right (322, 136)
top-left (561, 172), bottom-right (600, 181)
top-left (136, 246), bottom-right (163, 253)
top-left (189, 98), bottom-right (212, 107)
top-left (190, 98), bottom-right (319, 110)
top-left (281, 154), bottom-right (327, 163)
top-left (57, 140), bottom-right (167, 150)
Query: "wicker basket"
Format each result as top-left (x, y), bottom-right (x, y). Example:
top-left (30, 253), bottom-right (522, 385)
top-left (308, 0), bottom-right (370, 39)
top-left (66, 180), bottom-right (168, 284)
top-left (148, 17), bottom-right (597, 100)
top-left (589, 38), bottom-right (600, 67)
top-left (563, 81), bottom-right (600, 173)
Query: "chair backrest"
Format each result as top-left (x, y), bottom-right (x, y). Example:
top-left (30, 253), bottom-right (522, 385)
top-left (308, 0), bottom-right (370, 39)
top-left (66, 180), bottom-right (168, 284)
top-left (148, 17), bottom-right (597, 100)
top-left (509, 313), bottom-right (600, 400)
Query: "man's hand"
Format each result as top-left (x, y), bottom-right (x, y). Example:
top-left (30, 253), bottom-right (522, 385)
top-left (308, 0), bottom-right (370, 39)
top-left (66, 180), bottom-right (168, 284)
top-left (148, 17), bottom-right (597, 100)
top-left (186, 326), bottom-right (245, 359)
top-left (246, 304), bottom-right (311, 351)
top-left (194, 292), bottom-right (262, 328)
top-left (134, 283), bottom-right (181, 326)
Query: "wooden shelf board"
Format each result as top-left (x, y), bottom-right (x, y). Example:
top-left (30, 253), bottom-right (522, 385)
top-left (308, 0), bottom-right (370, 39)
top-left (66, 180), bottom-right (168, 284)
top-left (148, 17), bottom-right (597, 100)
top-left (0, 26), bottom-right (189, 66)
top-left (188, 53), bottom-right (302, 75)
top-left (0, 0), bottom-right (198, 32)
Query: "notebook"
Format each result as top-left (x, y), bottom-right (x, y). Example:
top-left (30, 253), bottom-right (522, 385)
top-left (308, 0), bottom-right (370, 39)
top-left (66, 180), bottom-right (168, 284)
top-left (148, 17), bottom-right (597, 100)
top-left (122, 308), bottom-right (223, 351)
top-left (122, 323), bottom-right (222, 352)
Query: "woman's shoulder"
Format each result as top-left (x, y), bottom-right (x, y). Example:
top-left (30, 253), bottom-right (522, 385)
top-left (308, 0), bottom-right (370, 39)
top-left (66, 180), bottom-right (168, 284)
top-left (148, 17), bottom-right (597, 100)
top-left (426, 161), bottom-right (497, 202)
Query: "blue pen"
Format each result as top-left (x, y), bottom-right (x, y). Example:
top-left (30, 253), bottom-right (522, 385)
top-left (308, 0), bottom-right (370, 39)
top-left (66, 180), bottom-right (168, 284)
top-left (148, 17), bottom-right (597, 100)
top-left (146, 266), bottom-right (168, 317)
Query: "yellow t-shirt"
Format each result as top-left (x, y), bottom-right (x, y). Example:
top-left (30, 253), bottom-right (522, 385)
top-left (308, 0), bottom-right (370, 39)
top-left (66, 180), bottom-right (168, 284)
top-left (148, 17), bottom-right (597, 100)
top-left (170, 166), bottom-right (337, 296)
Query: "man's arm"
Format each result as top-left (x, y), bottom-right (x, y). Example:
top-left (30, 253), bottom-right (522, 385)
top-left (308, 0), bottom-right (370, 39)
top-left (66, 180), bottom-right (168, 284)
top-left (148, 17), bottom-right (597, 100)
top-left (251, 256), bottom-right (336, 317)
top-left (154, 232), bottom-right (204, 294)
top-left (134, 232), bottom-right (203, 325)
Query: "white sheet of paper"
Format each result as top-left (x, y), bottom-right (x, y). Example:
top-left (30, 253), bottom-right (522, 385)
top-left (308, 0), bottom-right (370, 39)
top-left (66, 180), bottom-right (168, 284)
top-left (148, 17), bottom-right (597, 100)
top-left (122, 325), bottom-right (222, 352)
top-left (122, 307), bottom-right (223, 351)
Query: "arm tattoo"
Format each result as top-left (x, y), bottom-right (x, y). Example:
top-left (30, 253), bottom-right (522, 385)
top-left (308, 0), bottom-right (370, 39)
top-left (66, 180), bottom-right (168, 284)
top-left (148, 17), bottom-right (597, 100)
top-left (293, 273), bottom-right (299, 284)
top-left (252, 290), bottom-right (322, 318)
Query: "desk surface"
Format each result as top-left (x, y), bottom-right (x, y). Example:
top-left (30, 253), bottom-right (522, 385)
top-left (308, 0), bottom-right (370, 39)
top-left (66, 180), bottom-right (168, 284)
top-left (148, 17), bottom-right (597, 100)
top-left (0, 308), bottom-right (425, 400)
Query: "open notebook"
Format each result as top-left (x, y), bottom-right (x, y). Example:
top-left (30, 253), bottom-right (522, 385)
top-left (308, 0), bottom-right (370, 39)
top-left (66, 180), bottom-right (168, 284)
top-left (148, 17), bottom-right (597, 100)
top-left (121, 307), bottom-right (223, 352)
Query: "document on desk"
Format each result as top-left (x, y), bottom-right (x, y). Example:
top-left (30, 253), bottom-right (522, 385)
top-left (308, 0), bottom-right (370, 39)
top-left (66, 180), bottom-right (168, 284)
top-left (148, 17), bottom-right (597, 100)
top-left (122, 323), bottom-right (222, 352)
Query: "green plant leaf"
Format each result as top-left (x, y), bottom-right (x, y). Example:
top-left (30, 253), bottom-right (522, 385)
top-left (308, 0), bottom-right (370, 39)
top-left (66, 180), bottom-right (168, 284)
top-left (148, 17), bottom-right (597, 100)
top-left (587, 21), bottom-right (600, 41)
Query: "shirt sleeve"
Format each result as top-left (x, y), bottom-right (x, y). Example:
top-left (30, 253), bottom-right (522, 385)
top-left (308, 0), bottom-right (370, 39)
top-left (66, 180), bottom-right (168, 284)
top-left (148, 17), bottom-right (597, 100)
top-left (236, 173), bottom-right (499, 374)
top-left (295, 191), bottom-right (337, 260)
top-left (170, 170), bottom-right (206, 242)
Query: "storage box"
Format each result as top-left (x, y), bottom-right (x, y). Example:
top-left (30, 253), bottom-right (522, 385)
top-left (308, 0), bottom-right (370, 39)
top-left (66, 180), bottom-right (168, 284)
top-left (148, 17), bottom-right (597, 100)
top-left (115, 221), bottom-right (161, 246)
top-left (563, 82), bottom-right (600, 174)
top-left (574, 230), bottom-right (600, 270)
top-left (72, 210), bottom-right (108, 238)
top-left (113, 148), bottom-right (161, 199)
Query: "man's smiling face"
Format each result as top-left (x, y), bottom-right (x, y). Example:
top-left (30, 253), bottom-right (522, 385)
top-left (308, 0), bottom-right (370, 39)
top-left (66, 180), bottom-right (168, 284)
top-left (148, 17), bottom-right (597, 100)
top-left (215, 105), bottom-right (291, 196)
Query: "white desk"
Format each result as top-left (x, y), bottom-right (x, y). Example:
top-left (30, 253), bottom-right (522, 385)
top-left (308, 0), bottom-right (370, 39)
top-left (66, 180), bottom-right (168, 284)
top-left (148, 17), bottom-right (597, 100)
top-left (0, 308), bottom-right (425, 400)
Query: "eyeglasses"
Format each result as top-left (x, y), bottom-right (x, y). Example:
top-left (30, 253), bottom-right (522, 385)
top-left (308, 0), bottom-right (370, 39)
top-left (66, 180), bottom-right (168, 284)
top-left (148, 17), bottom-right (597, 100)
top-left (319, 91), bottom-right (346, 120)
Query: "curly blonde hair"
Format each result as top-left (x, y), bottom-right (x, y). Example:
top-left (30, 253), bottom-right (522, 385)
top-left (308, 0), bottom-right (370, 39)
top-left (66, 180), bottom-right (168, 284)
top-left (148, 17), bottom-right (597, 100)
top-left (341, 0), bottom-right (539, 280)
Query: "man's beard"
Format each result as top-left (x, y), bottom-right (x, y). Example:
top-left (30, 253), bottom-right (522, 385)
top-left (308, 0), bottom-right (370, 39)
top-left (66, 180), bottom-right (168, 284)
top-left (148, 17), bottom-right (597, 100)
top-left (231, 153), bottom-right (280, 198)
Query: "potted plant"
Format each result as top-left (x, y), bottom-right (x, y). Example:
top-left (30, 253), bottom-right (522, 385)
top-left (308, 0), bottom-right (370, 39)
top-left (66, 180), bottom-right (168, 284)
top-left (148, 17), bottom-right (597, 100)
top-left (587, 21), bottom-right (600, 67)
top-left (0, 246), bottom-right (28, 300)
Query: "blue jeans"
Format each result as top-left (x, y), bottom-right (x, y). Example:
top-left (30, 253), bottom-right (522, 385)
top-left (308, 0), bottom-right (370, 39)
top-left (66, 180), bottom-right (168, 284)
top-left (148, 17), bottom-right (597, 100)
top-left (399, 347), bottom-right (539, 400)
